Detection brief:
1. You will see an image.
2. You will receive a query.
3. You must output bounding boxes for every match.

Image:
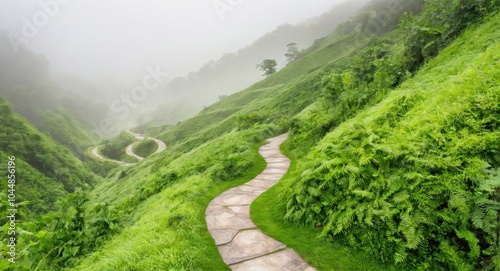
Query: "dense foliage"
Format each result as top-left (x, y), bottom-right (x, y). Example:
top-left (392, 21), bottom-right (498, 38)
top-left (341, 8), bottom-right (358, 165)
top-left (99, 132), bottom-right (136, 162)
top-left (400, 0), bottom-right (500, 72)
top-left (2, 0), bottom-right (500, 270)
top-left (132, 139), bottom-right (158, 158)
top-left (0, 98), bottom-right (96, 212)
top-left (284, 7), bottom-right (500, 270)
top-left (0, 189), bottom-right (120, 271)
top-left (0, 37), bottom-right (103, 157)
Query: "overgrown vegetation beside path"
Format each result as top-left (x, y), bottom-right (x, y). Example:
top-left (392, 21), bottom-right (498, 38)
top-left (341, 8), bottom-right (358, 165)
top-left (2, 0), bottom-right (500, 270)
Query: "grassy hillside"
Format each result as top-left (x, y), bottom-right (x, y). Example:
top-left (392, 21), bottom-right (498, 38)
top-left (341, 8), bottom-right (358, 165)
top-left (0, 39), bottom-right (102, 158)
top-left (257, 11), bottom-right (500, 270)
top-left (151, 0), bottom-right (370, 125)
top-left (54, 2), bottom-right (423, 270)
top-left (0, 97), bottom-right (100, 270)
top-left (99, 132), bottom-right (137, 163)
top-left (133, 139), bottom-right (157, 158)
top-left (39, 108), bottom-right (99, 159)
top-left (5, 0), bottom-right (500, 270)
top-left (0, 98), bottom-right (97, 213)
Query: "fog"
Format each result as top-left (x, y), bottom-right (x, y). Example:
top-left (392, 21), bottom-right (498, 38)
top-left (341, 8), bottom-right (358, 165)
top-left (0, 0), bottom-right (367, 136)
top-left (1, 0), bottom-right (346, 77)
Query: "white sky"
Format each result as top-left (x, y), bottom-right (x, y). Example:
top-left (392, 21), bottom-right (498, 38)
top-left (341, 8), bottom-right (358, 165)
top-left (0, 0), bottom-right (345, 79)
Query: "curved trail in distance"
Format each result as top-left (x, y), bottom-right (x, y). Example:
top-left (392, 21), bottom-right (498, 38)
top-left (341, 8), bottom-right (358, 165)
top-left (90, 130), bottom-right (166, 166)
top-left (205, 134), bottom-right (316, 271)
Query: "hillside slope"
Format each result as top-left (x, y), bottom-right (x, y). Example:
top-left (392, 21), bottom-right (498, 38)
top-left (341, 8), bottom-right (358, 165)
top-left (0, 97), bottom-right (98, 215)
top-left (6, 0), bottom-right (499, 270)
top-left (279, 9), bottom-right (500, 271)
top-left (52, 1), bottom-right (427, 270)
top-left (0, 39), bottom-right (101, 157)
top-left (151, 0), bottom-right (370, 124)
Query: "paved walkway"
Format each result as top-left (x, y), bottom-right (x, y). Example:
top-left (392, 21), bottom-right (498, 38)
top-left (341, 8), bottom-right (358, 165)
top-left (206, 134), bottom-right (316, 271)
top-left (90, 130), bottom-right (167, 166)
top-left (91, 145), bottom-right (135, 166)
top-left (124, 130), bottom-right (167, 161)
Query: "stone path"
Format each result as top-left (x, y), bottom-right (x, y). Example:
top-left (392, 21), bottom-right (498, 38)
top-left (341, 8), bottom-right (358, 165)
top-left (206, 134), bottom-right (316, 271)
top-left (125, 143), bottom-right (144, 161)
top-left (91, 145), bottom-right (135, 166)
top-left (90, 130), bottom-right (167, 166)
top-left (124, 129), bottom-right (167, 161)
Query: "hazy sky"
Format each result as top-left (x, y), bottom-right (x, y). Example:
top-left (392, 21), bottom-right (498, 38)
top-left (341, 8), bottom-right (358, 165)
top-left (0, 0), bottom-right (345, 80)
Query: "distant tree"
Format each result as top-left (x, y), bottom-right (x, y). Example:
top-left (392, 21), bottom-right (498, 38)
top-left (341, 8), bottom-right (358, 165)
top-left (256, 59), bottom-right (278, 77)
top-left (285, 42), bottom-right (300, 64)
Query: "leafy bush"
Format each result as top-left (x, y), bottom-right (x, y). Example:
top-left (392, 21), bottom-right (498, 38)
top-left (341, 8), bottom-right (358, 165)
top-left (1, 190), bottom-right (120, 270)
top-left (100, 132), bottom-right (135, 160)
top-left (284, 16), bottom-right (500, 269)
top-left (400, 0), bottom-right (500, 72)
top-left (133, 139), bottom-right (157, 158)
top-left (237, 112), bottom-right (266, 130)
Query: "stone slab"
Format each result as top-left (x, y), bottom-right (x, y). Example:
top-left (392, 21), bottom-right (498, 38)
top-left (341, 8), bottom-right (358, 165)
top-left (206, 205), bottom-right (256, 230)
top-left (209, 193), bottom-right (256, 207)
top-left (208, 229), bottom-right (240, 245)
top-left (206, 134), bottom-right (316, 270)
top-left (229, 249), bottom-right (316, 271)
top-left (218, 229), bottom-right (286, 265)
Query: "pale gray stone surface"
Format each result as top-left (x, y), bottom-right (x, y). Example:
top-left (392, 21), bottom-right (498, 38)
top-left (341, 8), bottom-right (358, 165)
top-left (230, 249), bottom-right (313, 271)
top-left (205, 134), bottom-right (317, 271)
top-left (218, 229), bottom-right (286, 265)
top-left (91, 130), bottom-right (167, 166)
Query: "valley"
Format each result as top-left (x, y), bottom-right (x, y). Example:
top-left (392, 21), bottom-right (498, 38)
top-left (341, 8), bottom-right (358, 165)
top-left (0, 0), bottom-right (499, 270)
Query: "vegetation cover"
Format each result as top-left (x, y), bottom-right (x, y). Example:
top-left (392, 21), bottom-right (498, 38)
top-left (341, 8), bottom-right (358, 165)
top-left (0, 98), bottom-right (97, 214)
top-left (132, 139), bottom-right (158, 158)
top-left (281, 1), bottom-right (500, 269)
top-left (1, 0), bottom-right (499, 270)
top-left (0, 38), bottom-right (100, 158)
top-left (99, 132), bottom-right (136, 163)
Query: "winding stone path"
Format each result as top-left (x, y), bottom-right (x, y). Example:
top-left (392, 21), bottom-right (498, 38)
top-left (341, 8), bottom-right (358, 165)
top-left (91, 145), bottom-right (135, 166)
top-left (90, 130), bottom-right (166, 166)
top-left (124, 129), bottom-right (167, 161)
top-left (206, 134), bottom-right (316, 271)
top-left (125, 143), bottom-right (144, 161)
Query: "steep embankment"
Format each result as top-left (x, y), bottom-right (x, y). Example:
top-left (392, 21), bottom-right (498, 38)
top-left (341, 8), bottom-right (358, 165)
top-left (0, 40), bottom-right (101, 158)
top-left (12, 1), bottom-right (500, 270)
top-left (277, 10), bottom-right (500, 270)
top-left (0, 97), bottom-right (97, 215)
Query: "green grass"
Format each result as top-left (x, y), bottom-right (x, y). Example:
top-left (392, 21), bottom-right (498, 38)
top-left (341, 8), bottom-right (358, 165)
top-left (251, 150), bottom-right (407, 271)
top-left (190, 142), bottom-right (267, 270)
top-left (279, 12), bottom-right (500, 270)
top-left (9, 2), bottom-right (500, 270)
top-left (100, 131), bottom-right (136, 161)
top-left (132, 139), bottom-right (158, 158)
top-left (69, 130), bottom-right (272, 270)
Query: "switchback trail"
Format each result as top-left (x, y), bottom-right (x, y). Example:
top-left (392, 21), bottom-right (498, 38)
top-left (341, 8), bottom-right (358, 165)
top-left (124, 129), bottom-right (167, 161)
top-left (91, 145), bottom-right (135, 166)
top-left (206, 134), bottom-right (316, 271)
top-left (90, 130), bottom-right (166, 166)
